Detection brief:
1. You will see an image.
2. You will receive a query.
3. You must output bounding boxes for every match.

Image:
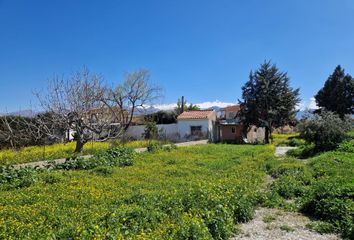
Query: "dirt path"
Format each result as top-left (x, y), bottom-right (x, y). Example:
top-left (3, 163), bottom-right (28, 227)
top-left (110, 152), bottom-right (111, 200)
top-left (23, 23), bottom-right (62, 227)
top-left (232, 208), bottom-right (340, 240)
top-left (232, 146), bottom-right (340, 240)
top-left (12, 140), bottom-right (208, 169)
top-left (275, 146), bottom-right (297, 157)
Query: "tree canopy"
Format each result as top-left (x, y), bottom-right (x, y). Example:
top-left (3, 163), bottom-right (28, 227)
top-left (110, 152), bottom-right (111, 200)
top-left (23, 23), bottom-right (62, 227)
top-left (239, 61), bottom-right (300, 143)
top-left (144, 110), bottom-right (177, 124)
top-left (298, 110), bottom-right (352, 151)
top-left (315, 65), bottom-right (354, 118)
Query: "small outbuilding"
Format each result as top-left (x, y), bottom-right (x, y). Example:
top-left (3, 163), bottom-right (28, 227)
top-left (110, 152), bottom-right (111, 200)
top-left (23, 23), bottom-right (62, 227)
top-left (217, 105), bottom-right (265, 143)
top-left (177, 110), bottom-right (217, 142)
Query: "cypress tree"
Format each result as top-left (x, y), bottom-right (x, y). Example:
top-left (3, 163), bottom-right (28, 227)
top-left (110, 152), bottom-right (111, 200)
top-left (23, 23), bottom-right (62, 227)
top-left (315, 65), bottom-right (354, 118)
top-left (240, 61), bottom-right (300, 143)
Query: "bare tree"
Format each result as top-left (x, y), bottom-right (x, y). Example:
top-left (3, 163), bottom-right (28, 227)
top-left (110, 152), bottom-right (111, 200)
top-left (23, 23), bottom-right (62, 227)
top-left (0, 115), bottom-right (19, 148)
top-left (104, 68), bottom-right (162, 131)
top-left (32, 67), bottom-right (162, 153)
top-left (33, 67), bottom-right (120, 153)
top-left (0, 115), bottom-right (38, 149)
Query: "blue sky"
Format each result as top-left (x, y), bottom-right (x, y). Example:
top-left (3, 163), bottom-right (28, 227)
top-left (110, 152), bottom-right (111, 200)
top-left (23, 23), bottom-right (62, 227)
top-left (1, 0), bottom-right (354, 112)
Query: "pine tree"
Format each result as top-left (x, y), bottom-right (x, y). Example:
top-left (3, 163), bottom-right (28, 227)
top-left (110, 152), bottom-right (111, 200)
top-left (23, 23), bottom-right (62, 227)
top-left (315, 65), bottom-right (354, 118)
top-left (240, 61), bottom-right (300, 143)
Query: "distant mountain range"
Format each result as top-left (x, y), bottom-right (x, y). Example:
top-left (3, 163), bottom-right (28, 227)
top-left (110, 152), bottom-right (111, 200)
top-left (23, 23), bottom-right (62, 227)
top-left (296, 109), bottom-right (316, 119)
top-left (1, 107), bottom-right (316, 120)
top-left (0, 109), bottom-right (36, 117)
top-left (134, 105), bottom-right (224, 116)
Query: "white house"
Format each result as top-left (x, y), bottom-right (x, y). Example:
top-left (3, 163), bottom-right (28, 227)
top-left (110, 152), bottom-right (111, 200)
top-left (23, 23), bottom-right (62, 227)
top-left (177, 110), bottom-right (217, 142)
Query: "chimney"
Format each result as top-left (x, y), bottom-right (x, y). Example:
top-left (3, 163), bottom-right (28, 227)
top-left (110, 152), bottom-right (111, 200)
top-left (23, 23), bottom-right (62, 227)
top-left (181, 96), bottom-right (184, 113)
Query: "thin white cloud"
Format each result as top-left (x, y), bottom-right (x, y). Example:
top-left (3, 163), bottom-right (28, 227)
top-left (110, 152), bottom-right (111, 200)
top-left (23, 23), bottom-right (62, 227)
top-left (196, 100), bottom-right (236, 109)
top-left (308, 97), bottom-right (318, 109)
top-left (297, 97), bottom-right (318, 111)
top-left (153, 100), bottom-right (236, 110)
top-left (153, 103), bottom-right (176, 110)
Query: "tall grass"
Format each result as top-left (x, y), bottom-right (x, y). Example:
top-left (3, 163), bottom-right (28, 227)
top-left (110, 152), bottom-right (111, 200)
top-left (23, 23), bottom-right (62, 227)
top-left (0, 140), bottom-right (163, 166)
top-left (265, 143), bottom-right (354, 238)
top-left (0, 144), bottom-right (274, 239)
top-left (271, 133), bottom-right (299, 146)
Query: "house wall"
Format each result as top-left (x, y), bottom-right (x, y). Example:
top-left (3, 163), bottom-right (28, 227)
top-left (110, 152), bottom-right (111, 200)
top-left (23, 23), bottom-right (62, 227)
top-left (217, 124), bottom-right (265, 143)
top-left (220, 125), bottom-right (243, 141)
top-left (177, 119), bottom-right (210, 141)
top-left (247, 126), bottom-right (266, 143)
top-left (225, 109), bottom-right (236, 119)
top-left (125, 123), bottom-right (179, 141)
top-left (177, 112), bottom-right (217, 142)
top-left (225, 106), bottom-right (240, 119)
top-left (208, 112), bottom-right (217, 142)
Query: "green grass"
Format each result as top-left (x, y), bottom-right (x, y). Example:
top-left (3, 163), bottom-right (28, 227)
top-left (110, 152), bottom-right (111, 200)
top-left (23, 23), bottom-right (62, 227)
top-left (265, 142), bottom-right (354, 238)
top-left (0, 140), bottom-right (163, 166)
top-left (263, 215), bottom-right (276, 223)
top-left (271, 133), bottom-right (301, 146)
top-left (280, 225), bottom-right (295, 232)
top-left (0, 144), bottom-right (275, 239)
top-left (1, 133), bottom-right (353, 239)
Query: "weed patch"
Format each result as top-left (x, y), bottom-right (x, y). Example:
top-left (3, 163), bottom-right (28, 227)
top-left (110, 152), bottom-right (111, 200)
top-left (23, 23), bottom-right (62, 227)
top-left (0, 144), bottom-right (272, 239)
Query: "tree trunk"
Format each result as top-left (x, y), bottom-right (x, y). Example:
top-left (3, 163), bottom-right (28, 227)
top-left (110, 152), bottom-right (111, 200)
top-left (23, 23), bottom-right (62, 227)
top-left (265, 127), bottom-right (270, 144)
top-left (74, 140), bottom-right (85, 153)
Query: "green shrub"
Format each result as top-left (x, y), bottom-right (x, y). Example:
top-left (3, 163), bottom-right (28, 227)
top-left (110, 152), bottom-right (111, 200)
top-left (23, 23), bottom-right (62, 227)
top-left (142, 121), bottom-right (159, 140)
top-left (54, 147), bottom-right (134, 170)
top-left (298, 111), bottom-right (352, 151)
top-left (170, 213), bottom-right (213, 240)
top-left (100, 147), bottom-right (134, 167)
top-left (0, 167), bottom-right (38, 189)
top-left (301, 178), bottom-right (354, 238)
top-left (337, 140), bottom-right (354, 153)
top-left (53, 156), bottom-right (94, 170)
top-left (306, 221), bottom-right (337, 234)
top-left (231, 194), bottom-right (255, 223)
top-left (261, 191), bottom-right (296, 210)
top-left (286, 144), bottom-right (318, 159)
top-left (144, 213), bottom-right (212, 240)
top-left (92, 166), bottom-right (114, 176)
top-left (162, 144), bottom-right (178, 152)
top-left (269, 162), bottom-right (305, 178)
top-left (147, 142), bottom-right (163, 152)
top-left (271, 134), bottom-right (299, 146)
top-left (276, 137), bottom-right (306, 147)
top-left (41, 173), bottom-right (63, 184)
top-left (287, 138), bottom-right (305, 147)
top-left (307, 151), bottom-right (353, 178)
top-left (271, 175), bottom-right (306, 199)
top-left (267, 161), bottom-right (312, 184)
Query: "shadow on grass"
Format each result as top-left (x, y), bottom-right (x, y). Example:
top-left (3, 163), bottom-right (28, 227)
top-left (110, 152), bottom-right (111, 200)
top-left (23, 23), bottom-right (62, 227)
top-left (286, 144), bottom-right (322, 159)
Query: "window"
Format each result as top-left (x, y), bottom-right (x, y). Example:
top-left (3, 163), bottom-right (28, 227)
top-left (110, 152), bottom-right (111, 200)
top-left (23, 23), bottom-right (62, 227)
top-left (190, 126), bottom-right (202, 136)
top-left (231, 127), bottom-right (236, 133)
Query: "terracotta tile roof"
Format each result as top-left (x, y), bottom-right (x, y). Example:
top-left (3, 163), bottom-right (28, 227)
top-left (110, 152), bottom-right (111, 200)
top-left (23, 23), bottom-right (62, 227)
top-left (177, 110), bottom-right (214, 120)
top-left (225, 105), bottom-right (240, 112)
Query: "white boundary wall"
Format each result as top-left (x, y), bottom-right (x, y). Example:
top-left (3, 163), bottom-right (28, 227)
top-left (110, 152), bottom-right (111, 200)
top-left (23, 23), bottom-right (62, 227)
top-left (125, 123), bottom-right (179, 141)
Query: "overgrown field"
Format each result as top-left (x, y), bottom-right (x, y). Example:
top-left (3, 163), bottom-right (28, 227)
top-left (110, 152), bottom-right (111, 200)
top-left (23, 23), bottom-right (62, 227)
top-left (0, 140), bottom-right (162, 166)
top-left (266, 137), bottom-right (354, 238)
top-left (271, 133), bottom-right (304, 146)
top-left (1, 136), bottom-right (353, 239)
top-left (0, 144), bottom-right (273, 239)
